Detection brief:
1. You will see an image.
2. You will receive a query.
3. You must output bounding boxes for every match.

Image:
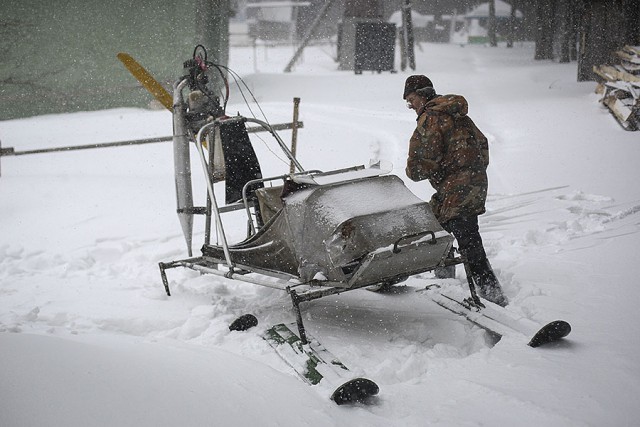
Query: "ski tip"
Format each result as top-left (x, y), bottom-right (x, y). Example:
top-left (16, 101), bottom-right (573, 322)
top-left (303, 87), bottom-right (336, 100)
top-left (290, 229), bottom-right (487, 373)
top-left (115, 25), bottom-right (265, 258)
top-left (331, 378), bottom-right (379, 405)
top-left (229, 314), bottom-right (259, 332)
top-left (528, 320), bottom-right (571, 348)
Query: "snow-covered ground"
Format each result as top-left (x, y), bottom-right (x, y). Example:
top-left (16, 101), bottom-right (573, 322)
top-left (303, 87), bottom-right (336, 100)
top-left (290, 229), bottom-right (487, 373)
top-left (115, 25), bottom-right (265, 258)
top-left (1, 42), bottom-right (639, 426)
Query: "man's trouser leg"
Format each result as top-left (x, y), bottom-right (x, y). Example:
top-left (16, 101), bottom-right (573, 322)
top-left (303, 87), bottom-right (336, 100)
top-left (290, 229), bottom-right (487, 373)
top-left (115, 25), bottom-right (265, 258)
top-left (441, 216), bottom-right (508, 306)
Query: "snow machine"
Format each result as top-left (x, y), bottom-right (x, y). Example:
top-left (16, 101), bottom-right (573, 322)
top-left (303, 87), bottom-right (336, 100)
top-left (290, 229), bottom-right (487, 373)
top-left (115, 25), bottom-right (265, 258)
top-left (119, 46), bottom-right (571, 404)
top-left (159, 113), bottom-right (460, 341)
top-left (152, 46), bottom-right (456, 340)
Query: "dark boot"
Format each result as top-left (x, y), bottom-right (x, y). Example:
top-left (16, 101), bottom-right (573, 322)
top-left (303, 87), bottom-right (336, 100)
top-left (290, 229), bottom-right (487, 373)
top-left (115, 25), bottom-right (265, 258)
top-left (441, 216), bottom-right (507, 305)
top-left (471, 260), bottom-right (508, 307)
top-left (475, 273), bottom-right (508, 307)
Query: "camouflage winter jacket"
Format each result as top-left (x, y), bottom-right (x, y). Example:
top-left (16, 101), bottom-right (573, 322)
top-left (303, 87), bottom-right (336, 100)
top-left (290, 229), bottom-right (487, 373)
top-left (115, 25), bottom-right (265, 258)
top-left (406, 94), bottom-right (489, 224)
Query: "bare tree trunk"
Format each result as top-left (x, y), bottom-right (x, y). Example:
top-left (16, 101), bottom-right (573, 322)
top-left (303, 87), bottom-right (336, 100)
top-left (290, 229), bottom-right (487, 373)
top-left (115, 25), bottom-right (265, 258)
top-left (622, 0), bottom-right (640, 45)
top-left (577, 0), bottom-right (631, 81)
top-left (535, 0), bottom-right (555, 60)
top-left (534, 0), bottom-right (556, 60)
top-left (488, 0), bottom-right (497, 47)
top-left (570, 0), bottom-right (581, 61)
top-left (507, 0), bottom-right (517, 48)
top-left (578, 0), bottom-right (604, 81)
top-left (557, 0), bottom-right (572, 63)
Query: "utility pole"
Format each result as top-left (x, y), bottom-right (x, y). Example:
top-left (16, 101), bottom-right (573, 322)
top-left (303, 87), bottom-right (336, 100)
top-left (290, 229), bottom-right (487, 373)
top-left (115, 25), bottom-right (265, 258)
top-left (401, 0), bottom-right (415, 71)
top-left (507, 1), bottom-right (518, 48)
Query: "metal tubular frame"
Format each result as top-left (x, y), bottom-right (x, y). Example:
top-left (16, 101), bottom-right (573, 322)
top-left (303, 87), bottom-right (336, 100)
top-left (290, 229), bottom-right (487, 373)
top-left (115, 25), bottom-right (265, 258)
top-left (191, 115), bottom-right (309, 267)
top-left (159, 248), bottom-right (472, 345)
top-left (159, 91), bottom-right (483, 345)
top-left (195, 121), bottom-right (234, 269)
top-left (240, 169), bottom-right (323, 236)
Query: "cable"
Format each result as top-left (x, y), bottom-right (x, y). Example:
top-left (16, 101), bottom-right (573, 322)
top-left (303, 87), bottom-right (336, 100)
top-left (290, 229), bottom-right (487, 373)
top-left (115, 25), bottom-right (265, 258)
top-left (209, 63), bottom-right (230, 113)
top-left (216, 64), bottom-right (271, 124)
top-left (189, 48), bottom-right (290, 168)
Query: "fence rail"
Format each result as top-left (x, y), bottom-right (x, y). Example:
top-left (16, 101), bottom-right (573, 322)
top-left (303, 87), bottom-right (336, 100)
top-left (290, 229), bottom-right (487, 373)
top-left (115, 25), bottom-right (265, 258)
top-left (0, 121), bottom-right (302, 176)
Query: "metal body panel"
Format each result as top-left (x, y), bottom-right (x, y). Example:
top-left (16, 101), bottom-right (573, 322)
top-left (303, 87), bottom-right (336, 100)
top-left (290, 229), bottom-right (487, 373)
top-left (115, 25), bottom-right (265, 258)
top-left (203, 174), bottom-right (453, 287)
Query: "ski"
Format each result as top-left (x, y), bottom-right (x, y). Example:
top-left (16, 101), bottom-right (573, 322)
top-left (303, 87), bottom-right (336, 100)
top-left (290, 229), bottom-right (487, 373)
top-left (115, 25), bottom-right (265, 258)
top-left (420, 285), bottom-right (571, 347)
top-left (263, 323), bottom-right (379, 405)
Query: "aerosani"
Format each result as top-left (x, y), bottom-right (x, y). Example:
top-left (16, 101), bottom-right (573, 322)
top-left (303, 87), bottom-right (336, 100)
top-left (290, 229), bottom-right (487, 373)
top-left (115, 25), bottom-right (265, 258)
top-left (119, 46), bottom-right (571, 405)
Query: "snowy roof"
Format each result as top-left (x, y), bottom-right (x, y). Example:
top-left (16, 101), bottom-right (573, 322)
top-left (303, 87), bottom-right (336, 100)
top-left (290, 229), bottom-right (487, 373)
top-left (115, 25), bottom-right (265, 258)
top-left (388, 10), bottom-right (435, 28)
top-left (465, 0), bottom-right (523, 19)
top-left (388, 10), bottom-right (464, 27)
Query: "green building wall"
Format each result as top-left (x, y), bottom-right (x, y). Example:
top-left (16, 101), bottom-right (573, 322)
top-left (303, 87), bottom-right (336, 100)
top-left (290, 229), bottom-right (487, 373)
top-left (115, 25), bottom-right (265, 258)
top-left (1, 0), bottom-right (203, 120)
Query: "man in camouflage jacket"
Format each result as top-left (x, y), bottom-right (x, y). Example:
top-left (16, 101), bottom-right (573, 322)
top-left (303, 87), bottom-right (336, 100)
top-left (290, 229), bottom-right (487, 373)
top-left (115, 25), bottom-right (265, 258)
top-left (404, 75), bottom-right (508, 307)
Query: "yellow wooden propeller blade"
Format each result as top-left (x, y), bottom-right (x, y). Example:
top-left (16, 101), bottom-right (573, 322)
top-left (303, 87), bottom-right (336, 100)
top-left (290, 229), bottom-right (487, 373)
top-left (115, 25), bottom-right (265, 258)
top-left (117, 52), bottom-right (173, 112)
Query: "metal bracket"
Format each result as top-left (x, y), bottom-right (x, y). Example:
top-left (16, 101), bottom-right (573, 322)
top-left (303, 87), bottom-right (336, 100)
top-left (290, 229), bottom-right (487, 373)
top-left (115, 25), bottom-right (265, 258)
top-left (392, 230), bottom-right (436, 254)
top-left (289, 289), bottom-right (309, 344)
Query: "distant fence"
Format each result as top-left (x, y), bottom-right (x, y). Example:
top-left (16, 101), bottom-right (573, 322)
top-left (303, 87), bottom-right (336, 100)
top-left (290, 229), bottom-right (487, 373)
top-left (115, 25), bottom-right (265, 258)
top-left (0, 121), bottom-right (302, 177)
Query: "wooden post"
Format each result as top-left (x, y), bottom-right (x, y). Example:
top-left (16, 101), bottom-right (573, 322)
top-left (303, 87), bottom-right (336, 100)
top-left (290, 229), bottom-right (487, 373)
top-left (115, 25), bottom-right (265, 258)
top-left (290, 97), bottom-right (301, 174)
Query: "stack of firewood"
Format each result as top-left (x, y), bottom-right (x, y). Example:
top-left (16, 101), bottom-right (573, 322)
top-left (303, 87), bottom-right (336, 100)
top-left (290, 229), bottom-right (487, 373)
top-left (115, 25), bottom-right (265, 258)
top-left (593, 45), bottom-right (640, 131)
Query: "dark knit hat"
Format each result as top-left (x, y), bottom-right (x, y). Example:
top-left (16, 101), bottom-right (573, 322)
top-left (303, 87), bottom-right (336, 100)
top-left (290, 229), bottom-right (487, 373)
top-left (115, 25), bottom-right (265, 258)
top-left (403, 75), bottom-right (434, 99)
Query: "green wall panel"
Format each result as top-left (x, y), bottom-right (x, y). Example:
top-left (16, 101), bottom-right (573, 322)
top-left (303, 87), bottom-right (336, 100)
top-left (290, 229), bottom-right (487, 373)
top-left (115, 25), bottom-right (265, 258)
top-left (1, 0), bottom-right (201, 120)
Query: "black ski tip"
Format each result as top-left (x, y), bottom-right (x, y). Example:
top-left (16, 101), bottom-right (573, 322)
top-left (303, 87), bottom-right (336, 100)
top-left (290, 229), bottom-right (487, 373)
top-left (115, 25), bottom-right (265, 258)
top-left (528, 320), bottom-right (571, 348)
top-left (229, 314), bottom-right (258, 332)
top-left (331, 378), bottom-right (379, 405)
